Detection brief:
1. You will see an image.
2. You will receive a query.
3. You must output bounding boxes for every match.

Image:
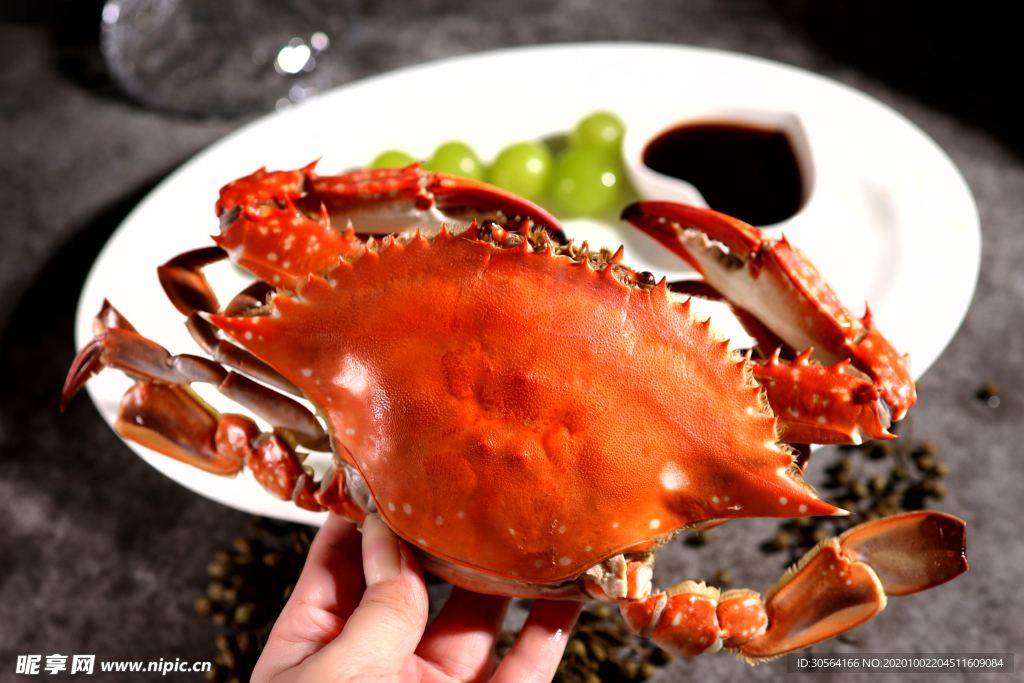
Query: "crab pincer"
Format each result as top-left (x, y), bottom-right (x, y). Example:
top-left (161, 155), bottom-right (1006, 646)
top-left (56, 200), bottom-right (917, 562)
top-left (623, 201), bottom-right (916, 443)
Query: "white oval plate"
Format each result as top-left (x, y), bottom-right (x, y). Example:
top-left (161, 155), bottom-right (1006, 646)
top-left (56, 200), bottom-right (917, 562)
top-left (76, 43), bottom-right (980, 525)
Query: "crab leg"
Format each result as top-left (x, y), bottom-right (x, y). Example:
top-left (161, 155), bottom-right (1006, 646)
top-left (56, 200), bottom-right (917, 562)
top-left (115, 381), bottom-right (242, 475)
top-left (622, 202), bottom-right (916, 424)
top-left (213, 412), bottom-right (365, 520)
top-left (119, 381), bottom-right (363, 519)
top-left (618, 511), bottom-right (967, 660)
top-left (63, 306), bottom-right (326, 449)
top-left (157, 246), bottom-right (229, 315)
top-left (63, 304), bottom-right (367, 520)
top-left (154, 245), bottom-right (309, 395)
top-left (185, 313), bottom-right (302, 397)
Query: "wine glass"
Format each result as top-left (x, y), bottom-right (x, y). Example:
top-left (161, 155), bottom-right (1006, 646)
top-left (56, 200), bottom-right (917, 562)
top-left (101, 0), bottom-right (357, 117)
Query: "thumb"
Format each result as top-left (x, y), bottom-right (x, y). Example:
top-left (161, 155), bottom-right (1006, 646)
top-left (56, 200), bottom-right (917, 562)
top-left (312, 513), bottom-right (429, 678)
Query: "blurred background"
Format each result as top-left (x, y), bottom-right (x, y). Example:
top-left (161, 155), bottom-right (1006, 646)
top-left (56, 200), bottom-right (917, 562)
top-left (1, 1), bottom-right (1021, 681)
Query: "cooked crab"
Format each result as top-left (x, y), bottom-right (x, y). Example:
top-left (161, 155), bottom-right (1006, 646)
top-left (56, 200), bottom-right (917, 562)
top-left (63, 163), bottom-right (967, 661)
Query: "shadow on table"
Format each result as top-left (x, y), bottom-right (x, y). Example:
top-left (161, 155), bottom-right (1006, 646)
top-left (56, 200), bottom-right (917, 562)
top-left (0, 175), bottom-right (254, 549)
top-left (0, 181), bottom-right (252, 665)
top-left (1, 0), bottom-right (115, 92)
top-left (773, 0), bottom-right (1024, 156)
top-left (0, 180), bottom-right (140, 428)
top-left (0, 180), bottom-right (189, 531)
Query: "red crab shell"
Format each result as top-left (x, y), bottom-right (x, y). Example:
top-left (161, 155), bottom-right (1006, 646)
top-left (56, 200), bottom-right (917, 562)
top-left (211, 225), bottom-right (837, 583)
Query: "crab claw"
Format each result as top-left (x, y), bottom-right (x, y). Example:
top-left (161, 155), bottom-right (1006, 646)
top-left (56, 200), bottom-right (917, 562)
top-left (622, 201), bottom-right (916, 427)
top-left (426, 172), bottom-right (565, 240)
top-left (752, 351), bottom-right (896, 444)
top-left (215, 161), bottom-right (316, 216)
top-left (216, 162), bottom-right (566, 253)
top-left (62, 300), bottom-right (138, 411)
top-left (213, 199), bottom-right (358, 292)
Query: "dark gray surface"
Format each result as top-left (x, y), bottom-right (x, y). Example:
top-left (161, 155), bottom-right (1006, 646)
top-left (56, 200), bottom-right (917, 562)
top-left (1, 1), bottom-right (1020, 681)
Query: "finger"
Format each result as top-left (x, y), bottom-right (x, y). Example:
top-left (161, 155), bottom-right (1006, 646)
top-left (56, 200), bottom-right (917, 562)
top-left (252, 514), bottom-right (365, 683)
top-left (492, 599), bottom-right (584, 683)
top-left (416, 586), bottom-right (512, 682)
top-left (361, 512), bottom-right (401, 585)
top-left (303, 513), bottom-right (430, 679)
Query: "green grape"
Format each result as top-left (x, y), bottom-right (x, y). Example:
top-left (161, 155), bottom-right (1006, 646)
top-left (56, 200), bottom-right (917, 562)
top-left (570, 111), bottom-right (625, 156)
top-left (548, 148), bottom-right (622, 217)
top-left (488, 141), bottom-right (553, 202)
top-left (423, 141), bottom-right (485, 180)
top-left (370, 150), bottom-right (417, 169)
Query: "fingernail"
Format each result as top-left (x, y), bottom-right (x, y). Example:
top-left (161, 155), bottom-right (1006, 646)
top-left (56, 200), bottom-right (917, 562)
top-left (362, 513), bottom-right (400, 585)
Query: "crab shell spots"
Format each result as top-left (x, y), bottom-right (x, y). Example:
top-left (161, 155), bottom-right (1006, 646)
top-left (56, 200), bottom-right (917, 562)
top-left (211, 229), bottom-right (836, 583)
top-left (660, 462), bottom-right (687, 491)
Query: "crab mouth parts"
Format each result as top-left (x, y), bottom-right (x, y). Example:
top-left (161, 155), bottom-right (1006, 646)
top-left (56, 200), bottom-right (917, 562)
top-left (219, 206), bottom-right (241, 232)
top-left (876, 396), bottom-right (893, 429)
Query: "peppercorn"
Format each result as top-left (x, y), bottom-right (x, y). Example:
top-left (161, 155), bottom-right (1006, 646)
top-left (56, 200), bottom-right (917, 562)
top-left (976, 383), bottom-right (1000, 406)
top-left (620, 658), bottom-right (640, 679)
top-left (869, 474), bottom-right (887, 496)
top-left (194, 597), bottom-right (213, 616)
top-left (234, 602), bottom-right (256, 627)
top-left (206, 582), bottom-right (225, 602)
top-left (565, 638), bottom-right (588, 660)
top-left (769, 531), bottom-right (793, 550)
top-left (868, 442), bottom-right (893, 459)
top-left (809, 527), bottom-right (829, 544)
top-left (914, 454), bottom-right (935, 472)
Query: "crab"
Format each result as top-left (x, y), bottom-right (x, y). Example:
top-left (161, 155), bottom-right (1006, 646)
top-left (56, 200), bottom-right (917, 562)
top-left (63, 162), bottom-right (967, 662)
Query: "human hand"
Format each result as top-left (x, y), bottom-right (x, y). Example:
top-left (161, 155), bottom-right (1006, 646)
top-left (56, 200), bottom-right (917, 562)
top-left (253, 513), bottom-right (584, 682)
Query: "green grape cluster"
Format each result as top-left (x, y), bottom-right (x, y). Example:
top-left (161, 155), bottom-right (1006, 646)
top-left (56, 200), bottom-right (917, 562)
top-left (367, 110), bottom-right (627, 218)
top-left (549, 111), bottom-right (626, 217)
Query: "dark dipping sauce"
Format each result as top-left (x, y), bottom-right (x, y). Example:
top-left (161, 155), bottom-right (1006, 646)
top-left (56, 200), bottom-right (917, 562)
top-left (643, 123), bottom-right (804, 226)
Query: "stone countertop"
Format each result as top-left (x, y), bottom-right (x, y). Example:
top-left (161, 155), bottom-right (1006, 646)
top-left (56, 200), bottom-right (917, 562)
top-left (1, 1), bottom-right (1021, 681)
